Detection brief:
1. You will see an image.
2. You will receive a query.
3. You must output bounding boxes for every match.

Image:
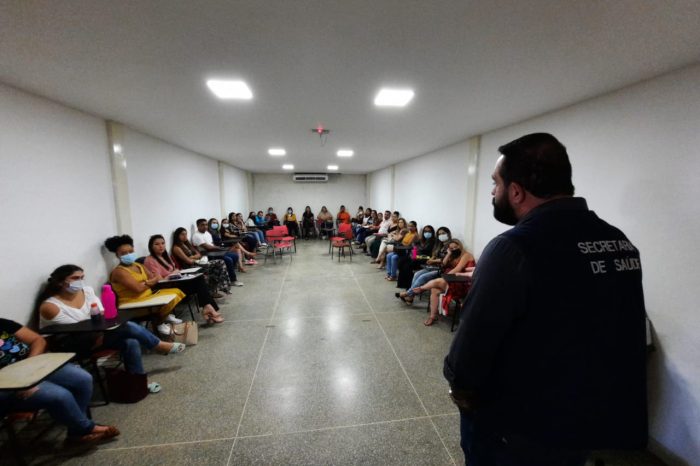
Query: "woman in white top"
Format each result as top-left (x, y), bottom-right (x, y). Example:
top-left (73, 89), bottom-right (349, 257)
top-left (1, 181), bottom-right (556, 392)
top-left (39, 265), bottom-right (185, 389)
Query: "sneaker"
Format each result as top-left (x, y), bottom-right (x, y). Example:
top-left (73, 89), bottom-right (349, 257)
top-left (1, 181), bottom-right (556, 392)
top-left (157, 323), bottom-right (171, 335)
top-left (233, 281), bottom-right (244, 287)
top-left (165, 314), bottom-right (182, 324)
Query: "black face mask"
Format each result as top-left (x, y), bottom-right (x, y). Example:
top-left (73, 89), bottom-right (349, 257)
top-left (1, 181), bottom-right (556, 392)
top-left (451, 249), bottom-right (461, 257)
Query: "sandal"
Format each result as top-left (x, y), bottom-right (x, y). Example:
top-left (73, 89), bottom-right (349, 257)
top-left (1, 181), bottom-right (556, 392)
top-left (167, 342), bottom-right (186, 354)
top-left (423, 316), bottom-right (438, 326)
top-left (148, 382), bottom-right (162, 393)
top-left (204, 309), bottom-right (225, 324)
top-left (401, 296), bottom-right (414, 305)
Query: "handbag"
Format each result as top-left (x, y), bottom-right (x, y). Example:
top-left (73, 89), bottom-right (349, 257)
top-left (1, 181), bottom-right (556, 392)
top-left (165, 321), bottom-right (198, 345)
top-left (105, 368), bottom-right (148, 403)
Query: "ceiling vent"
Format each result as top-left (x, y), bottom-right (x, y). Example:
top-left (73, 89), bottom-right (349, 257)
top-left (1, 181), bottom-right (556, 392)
top-left (293, 173), bottom-right (328, 183)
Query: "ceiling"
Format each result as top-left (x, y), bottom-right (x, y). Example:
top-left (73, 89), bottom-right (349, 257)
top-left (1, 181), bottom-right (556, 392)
top-left (1, 1), bottom-right (699, 174)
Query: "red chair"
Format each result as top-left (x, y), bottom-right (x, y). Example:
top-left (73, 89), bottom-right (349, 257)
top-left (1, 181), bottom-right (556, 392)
top-left (330, 223), bottom-right (354, 261)
top-left (265, 229), bottom-right (293, 263)
top-left (273, 225), bottom-right (296, 253)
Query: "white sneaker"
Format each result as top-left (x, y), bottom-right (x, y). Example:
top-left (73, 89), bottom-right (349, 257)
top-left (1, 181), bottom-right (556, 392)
top-left (233, 281), bottom-right (244, 287)
top-left (157, 323), bottom-right (171, 335)
top-left (165, 314), bottom-right (182, 324)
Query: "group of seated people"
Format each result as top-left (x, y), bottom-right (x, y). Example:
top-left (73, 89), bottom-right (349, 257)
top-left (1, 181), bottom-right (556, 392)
top-left (247, 205), bottom-right (358, 240)
top-left (1, 211), bottom-right (277, 448)
top-left (345, 206), bottom-right (476, 326)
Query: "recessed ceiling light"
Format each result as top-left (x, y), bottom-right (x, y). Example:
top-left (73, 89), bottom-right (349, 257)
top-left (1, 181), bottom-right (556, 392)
top-left (374, 88), bottom-right (414, 107)
top-left (206, 79), bottom-right (253, 100)
top-left (268, 148), bottom-right (286, 156)
top-left (327, 165), bottom-right (339, 171)
top-left (282, 164), bottom-right (294, 170)
top-left (337, 149), bottom-right (354, 157)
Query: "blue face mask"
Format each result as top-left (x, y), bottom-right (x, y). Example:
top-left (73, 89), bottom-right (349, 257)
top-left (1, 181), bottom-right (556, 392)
top-left (211, 223), bottom-right (219, 230)
top-left (424, 232), bottom-right (433, 239)
top-left (120, 252), bottom-right (137, 265)
top-left (66, 279), bottom-right (84, 293)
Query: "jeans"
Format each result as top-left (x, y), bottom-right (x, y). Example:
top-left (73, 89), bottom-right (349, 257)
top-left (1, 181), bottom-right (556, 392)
top-left (406, 268), bottom-right (439, 296)
top-left (250, 230), bottom-right (265, 244)
top-left (222, 252), bottom-right (239, 281)
top-left (386, 252), bottom-right (400, 278)
top-left (0, 363), bottom-right (95, 437)
top-left (102, 321), bottom-right (160, 375)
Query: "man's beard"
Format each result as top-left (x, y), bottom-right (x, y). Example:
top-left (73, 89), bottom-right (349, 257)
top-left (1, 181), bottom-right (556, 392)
top-left (492, 196), bottom-right (518, 226)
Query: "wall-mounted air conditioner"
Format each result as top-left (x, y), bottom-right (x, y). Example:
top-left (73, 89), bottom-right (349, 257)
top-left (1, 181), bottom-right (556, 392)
top-left (293, 173), bottom-right (329, 183)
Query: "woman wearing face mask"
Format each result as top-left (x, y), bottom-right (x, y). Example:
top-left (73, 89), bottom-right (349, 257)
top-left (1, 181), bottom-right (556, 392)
top-left (397, 226), bottom-right (452, 304)
top-left (254, 210), bottom-right (268, 230)
top-left (38, 264), bottom-right (185, 391)
top-left (265, 207), bottom-right (280, 227)
top-left (209, 218), bottom-right (256, 271)
top-left (105, 235), bottom-right (185, 335)
top-left (384, 220), bottom-right (420, 281)
top-left (283, 207), bottom-right (300, 238)
top-left (395, 225), bottom-right (437, 289)
top-left (171, 227), bottom-right (231, 297)
top-left (411, 239), bottom-right (475, 326)
top-left (223, 215), bottom-right (259, 261)
top-left (144, 235), bottom-right (224, 323)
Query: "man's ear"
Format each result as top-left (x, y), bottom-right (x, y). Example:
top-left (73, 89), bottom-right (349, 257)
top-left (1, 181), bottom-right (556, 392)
top-left (508, 182), bottom-right (526, 205)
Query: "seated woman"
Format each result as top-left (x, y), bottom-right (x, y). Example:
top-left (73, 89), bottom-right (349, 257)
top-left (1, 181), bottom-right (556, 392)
top-left (104, 235), bottom-right (186, 336)
top-left (385, 220), bottom-right (419, 280)
top-left (209, 217), bottom-right (256, 271)
top-left (222, 216), bottom-right (257, 262)
top-left (283, 207), bottom-right (301, 238)
top-left (39, 265), bottom-right (184, 396)
top-left (316, 206), bottom-right (334, 238)
top-left (375, 218), bottom-right (408, 269)
top-left (397, 226), bottom-right (453, 304)
top-left (301, 206), bottom-right (316, 239)
top-left (144, 235), bottom-right (224, 323)
top-left (244, 212), bottom-right (267, 245)
top-left (412, 239), bottom-right (475, 326)
top-left (0, 318), bottom-right (120, 445)
top-left (356, 210), bottom-right (378, 245)
top-left (395, 224), bottom-right (437, 288)
top-left (232, 212), bottom-right (263, 253)
top-left (171, 227), bottom-right (231, 296)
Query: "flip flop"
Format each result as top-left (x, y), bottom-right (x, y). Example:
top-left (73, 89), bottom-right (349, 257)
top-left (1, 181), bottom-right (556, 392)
top-left (148, 382), bottom-right (161, 394)
top-left (168, 342), bottom-right (186, 354)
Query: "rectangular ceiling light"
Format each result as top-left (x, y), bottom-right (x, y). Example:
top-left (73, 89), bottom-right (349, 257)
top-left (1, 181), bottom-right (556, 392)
top-left (282, 164), bottom-right (294, 170)
top-left (206, 79), bottom-right (253, 100)
top-left (327, 165), bottom-right (339, 171)
top-left (374, 88), bottom-right (414, 107)
top-left (337, 149), bottom-right (354, 157)
top-left (268, 148), bottom-right (286, 156)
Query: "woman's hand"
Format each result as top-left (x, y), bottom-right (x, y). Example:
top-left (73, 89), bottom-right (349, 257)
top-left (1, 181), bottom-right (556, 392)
top-left (16, 387), bottom-right (39, 399)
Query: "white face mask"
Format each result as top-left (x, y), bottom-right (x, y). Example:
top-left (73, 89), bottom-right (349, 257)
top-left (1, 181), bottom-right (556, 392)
top-left (438, 234), bottom-right (449, 242)
top-left (222, 223), bottom-right (229, 229)
top-left (66, 279), bottom-right (84, 293)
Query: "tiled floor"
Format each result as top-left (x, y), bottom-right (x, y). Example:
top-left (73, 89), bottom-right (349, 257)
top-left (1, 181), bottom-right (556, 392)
top-left (3, 240), bottom-right (667, 465)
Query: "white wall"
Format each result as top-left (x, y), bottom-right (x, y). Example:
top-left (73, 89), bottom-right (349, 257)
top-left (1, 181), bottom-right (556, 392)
top-left (367, 166), bottom-right (393, 211)
top-left (123, 128), bottom-right (223, 255)
top-left (473, 64), bottom-right (700, 466)
top-left (393, 140), bottom-right (471, 241)
top-left (221, 162), bottom-right (251, 217)
top-left (251, 173), bottom-right (366, 219)
top-left (0, 83), bottom-right (116, 325)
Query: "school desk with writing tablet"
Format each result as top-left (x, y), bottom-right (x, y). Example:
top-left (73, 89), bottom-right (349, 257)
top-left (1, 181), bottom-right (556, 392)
top-left (0, 353), bottom-right (75, 391)
top-left (118, 293), bottom-right (175, 310)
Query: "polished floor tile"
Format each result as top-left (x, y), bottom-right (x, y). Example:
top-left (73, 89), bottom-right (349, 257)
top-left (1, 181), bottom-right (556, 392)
top-left (230, 418), bottom-right (454, 466)
top-left (5, 239), bottom-right (665, 466)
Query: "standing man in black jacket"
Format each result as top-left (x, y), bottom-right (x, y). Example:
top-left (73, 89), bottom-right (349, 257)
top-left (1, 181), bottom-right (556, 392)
top-left (444, 133), bottom-right (647, 466)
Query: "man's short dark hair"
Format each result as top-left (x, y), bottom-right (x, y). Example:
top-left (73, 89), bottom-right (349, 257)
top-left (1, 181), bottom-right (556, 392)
top-left (196, 218), bottom-right (207, 225)
top-left (498, 133), bottom-right (575, 198)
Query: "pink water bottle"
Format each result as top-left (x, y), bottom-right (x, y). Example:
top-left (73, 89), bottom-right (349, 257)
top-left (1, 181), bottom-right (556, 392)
top-left (411, 245), bottom-right (418, 260)
top-left (101, 283), bottom-right (118, 319)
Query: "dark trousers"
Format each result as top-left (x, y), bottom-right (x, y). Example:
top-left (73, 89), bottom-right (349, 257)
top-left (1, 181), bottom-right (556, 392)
top-left (170, 275), bottom-right (219, 311)
top-left (222, 252), bottom-right (239, 281)
top-left (468, 423), bottom-right (589, 466)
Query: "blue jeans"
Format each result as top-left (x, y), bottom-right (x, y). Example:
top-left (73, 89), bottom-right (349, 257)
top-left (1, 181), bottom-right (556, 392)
top-left (386, 252), bottom-right (399, 278)
top-left (406, 268), bottom-right (439, 296)
top-left (222, 252), bottom-right (239, 281)
top-left (0, 363), bottom-right (94, 437)
top-left (251, 230), bottom-right (265, 244)
top-left (103, 321), bottom-right (160, 375)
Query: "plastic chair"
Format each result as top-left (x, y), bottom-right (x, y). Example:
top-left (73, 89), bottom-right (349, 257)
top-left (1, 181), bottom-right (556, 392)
top-left (273, 225), bottom-right (296, 252)
top-left (264, 229), bottom-right (293, 263)
top-left (330, 223), bottom-right (354, 261)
